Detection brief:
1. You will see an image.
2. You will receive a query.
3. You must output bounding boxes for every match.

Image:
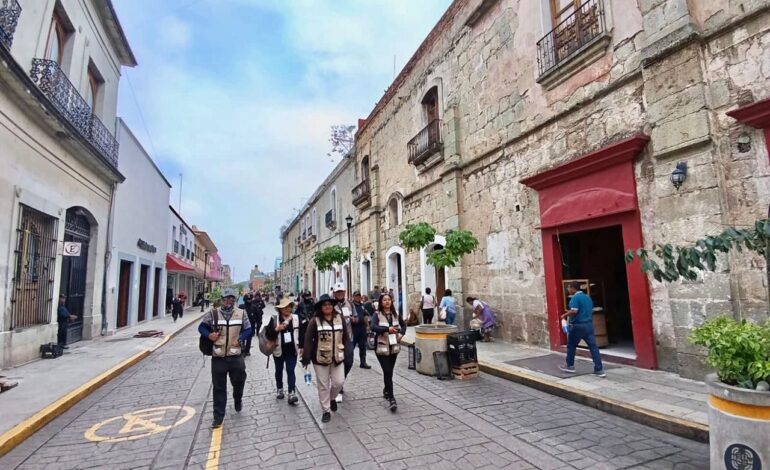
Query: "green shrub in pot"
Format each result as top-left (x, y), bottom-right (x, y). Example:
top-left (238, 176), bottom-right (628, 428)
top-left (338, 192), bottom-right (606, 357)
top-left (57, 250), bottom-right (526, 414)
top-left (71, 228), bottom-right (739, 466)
top-left (689, 316), bottom-right (770, 390)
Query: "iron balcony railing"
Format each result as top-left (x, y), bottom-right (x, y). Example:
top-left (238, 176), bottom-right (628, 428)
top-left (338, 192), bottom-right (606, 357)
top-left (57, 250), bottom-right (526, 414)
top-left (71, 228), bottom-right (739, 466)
top-left (29, 59), bottom-right (119, 168)
top-left (0, 0), bottom-right (21, 49)
top-left (352, 179), bottom-right (371, 206)
top-left (536, 0), bottom-right (606, 76)
top-left (301, 230), bottom-right (307, 241)
top-left (408, 119), bottom-right (442, 165)
top-left (325, 209), bottom-right (336, 229)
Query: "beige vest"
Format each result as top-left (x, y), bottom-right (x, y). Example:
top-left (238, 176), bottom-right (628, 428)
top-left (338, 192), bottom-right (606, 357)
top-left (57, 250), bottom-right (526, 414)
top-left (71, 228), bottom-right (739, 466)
top-left (376, 311), bottom-right (401, 356)
top-left (315, 314), bottom-right (345, 365)
top-left (212, 308), bottom-right (245, 358)
top-left (273, 313), bottom-right (300, 358)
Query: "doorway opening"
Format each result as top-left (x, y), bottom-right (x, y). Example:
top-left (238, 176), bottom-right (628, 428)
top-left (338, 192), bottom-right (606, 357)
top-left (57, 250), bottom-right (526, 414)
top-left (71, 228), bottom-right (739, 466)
top-left (117, 260), bottom-right (132, 328)
top-left (60, 208), bottom-right (91, 344)
top-left (138, 264), bottom-right (149, 323)
top-left (387, 250), bottom-right (405, 317)
top-left (423, 243), bottom-right (446, 299)
top-left (360, 258), bottom-right (371, 295)
top-left (153, 267), bottom-right (162, 317)
top-left (558, 225), bottom-right (635, 358)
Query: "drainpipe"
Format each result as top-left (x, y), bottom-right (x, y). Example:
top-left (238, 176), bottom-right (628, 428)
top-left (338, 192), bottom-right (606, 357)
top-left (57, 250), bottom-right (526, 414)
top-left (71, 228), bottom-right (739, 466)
top-left (101, 182), bottom-right (117, 335)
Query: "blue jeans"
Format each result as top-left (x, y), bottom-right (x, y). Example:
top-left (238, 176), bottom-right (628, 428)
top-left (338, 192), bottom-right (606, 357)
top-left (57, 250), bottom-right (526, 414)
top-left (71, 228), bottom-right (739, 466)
top-left (566, 322), bottom-right (603, 372)
top-left (274, 354), bottom-right (297, 393)
top-left (445, 312), bottom-right (456, 325)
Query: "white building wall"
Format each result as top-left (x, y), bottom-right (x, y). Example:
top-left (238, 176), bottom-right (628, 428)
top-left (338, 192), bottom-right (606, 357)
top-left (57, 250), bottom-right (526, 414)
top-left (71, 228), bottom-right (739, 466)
top-left (104, 120), bottom-right (170, 332)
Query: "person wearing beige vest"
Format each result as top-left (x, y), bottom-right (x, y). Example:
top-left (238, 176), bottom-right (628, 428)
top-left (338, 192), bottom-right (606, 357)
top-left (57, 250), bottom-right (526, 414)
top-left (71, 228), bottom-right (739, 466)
top-left (370, 293), bottom-right (407, 412)
top-left (301, 294), bottom-right (350, 423)
top-left (198, 288), bottom-right (251, 428)
top-left (265, 297), bottom-right (300, 405)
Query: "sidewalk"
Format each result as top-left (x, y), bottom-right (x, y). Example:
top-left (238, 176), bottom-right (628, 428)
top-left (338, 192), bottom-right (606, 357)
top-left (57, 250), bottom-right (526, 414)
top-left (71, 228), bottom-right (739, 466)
top-left (402, 327), bottom-right (709, 442)
top-left (0, 307), bottom-right (205, 441)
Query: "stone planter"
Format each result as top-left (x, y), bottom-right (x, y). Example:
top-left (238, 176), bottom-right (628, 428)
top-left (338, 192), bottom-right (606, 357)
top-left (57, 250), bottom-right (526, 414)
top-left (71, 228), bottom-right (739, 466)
top-left (414, 324), bottom-right (458, 376)
top-left (707, 373), bottom-right (770, 469)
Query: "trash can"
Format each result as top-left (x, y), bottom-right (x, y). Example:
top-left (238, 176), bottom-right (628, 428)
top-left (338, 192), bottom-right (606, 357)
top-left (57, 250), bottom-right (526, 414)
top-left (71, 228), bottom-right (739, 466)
top-left (414, 324), bottom-right (458, 376)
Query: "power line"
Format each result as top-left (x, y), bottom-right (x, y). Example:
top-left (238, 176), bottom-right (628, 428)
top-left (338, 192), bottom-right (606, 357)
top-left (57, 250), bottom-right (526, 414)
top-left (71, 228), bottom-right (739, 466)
top-left (124, 70), bottom-right (160, 161)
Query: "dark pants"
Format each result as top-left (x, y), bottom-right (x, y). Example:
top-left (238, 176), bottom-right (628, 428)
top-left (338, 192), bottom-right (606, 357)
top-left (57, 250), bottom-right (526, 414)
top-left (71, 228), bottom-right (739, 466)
top-left (344, 339), bottom-right (354, 377)
top-left (273, 354), bottom-right (297, 393)
top-left (566, 322), bottom-right (603, 372)
top-left (352, 331), bottom-right (368, 366)
top-left (421, 308), bottom-right (434, 324)
top-left (57, 322), bottom-right (67, 346)
top-left (377, 354), bottom-right (398, 398)
top-left (172, 309), bottom-right (182, 321)
top-left (211, 356), bottom-right (247, 420)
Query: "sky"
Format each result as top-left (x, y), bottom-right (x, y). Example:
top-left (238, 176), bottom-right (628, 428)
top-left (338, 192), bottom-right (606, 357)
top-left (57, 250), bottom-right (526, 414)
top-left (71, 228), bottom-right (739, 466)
top-left (113, 0), bottom-right (452, 282)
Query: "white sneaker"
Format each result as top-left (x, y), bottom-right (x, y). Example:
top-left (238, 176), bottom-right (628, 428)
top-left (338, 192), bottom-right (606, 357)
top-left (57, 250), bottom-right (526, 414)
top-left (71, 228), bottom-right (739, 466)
top-left (335, 394), bottom-right (343, 403)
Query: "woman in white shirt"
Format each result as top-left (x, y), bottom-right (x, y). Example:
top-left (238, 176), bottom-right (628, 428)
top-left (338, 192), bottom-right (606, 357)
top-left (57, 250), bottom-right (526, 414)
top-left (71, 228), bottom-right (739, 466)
top-left (420, 288), bottom-right (436, 324)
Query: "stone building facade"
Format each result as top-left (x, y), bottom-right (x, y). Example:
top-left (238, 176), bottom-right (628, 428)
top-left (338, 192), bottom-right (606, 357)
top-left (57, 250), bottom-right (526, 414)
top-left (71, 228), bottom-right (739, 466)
top-left (347, 0), bottom-right (770, 379)
top-left (0, 0), bottom-right (135, 367)
top-left (281, 156), bottom-right (359, 298)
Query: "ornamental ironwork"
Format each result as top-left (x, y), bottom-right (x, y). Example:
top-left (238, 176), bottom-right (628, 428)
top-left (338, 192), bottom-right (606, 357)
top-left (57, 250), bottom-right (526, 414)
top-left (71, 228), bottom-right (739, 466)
top-left (0, 0), bottom-right (21, 50)
top-left (352, 179), bottom-right (371, 207)
top-left (536, 0), bottom-right (606, 76)
top-left (29, 59), bottom-right (119, 168)
top-left (407, 119), bottom-right (443, 166)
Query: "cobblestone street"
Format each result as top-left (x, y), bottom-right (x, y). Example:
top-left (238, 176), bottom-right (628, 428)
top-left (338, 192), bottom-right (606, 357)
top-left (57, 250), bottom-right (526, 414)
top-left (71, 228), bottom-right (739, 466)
top-left (1, 311), bottom-right (708, 469)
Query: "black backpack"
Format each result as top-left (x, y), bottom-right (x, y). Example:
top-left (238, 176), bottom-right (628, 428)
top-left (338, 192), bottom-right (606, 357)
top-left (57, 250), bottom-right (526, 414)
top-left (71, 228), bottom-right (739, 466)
top-left (199, 309), bottom-right (219, 356)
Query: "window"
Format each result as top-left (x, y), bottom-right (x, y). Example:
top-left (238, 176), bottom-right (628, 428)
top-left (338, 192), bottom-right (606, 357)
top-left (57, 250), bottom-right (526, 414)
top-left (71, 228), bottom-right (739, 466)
top-left (361, 156), bottom-right (370, 181)
top-left (85, 67), bottom-right (103, 113)
top-left (45, 13), bottom-right (65, 64)
top-left (330, 188), bottom-right (337, 225)
top-left (422, 86), bottom-right (439, 124)
top-left (537, 0), bottom-right (606, 78)
top-left (311, 209), bottom-right (317, 235)
top-left (12, 205), bottom-right (58, 328)
top-left (388, 195), bottom-right (402, 228)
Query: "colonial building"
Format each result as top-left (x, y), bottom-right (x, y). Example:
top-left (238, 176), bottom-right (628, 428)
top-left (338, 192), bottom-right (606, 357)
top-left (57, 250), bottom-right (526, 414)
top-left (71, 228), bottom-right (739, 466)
top-left (106, 119), bottom-right (170, 331)
top-left (347, 0), bottom-right (770, 379)
top-left (166, 206), bottom-right (197, 307)
top-left (0, 0), bottom-right (136, 366)
top-left (281, 155), bottom-right (358, 298)
top-left (191, 226), bottom-right (220, 301)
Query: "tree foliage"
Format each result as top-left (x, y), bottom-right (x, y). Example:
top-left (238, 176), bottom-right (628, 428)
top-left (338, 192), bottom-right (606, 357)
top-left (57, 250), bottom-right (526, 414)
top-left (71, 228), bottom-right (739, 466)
top-left (313, 245), bottom-right (351, 272)
top-left (625, 219), bottom-right (770, 283)
top-left (399, 224), bottom-right (479, 269)
top-left (399, 223), bottom-right (437, 252)
top-left (327, 124), bottom-right (355, 161)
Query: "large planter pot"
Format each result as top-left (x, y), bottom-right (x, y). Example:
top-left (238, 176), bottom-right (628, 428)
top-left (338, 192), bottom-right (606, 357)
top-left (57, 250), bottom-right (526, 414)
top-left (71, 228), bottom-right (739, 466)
top-left (414, 324), bottom-right (458, 376)
top-left (707, 373), bottom-right (770, 469)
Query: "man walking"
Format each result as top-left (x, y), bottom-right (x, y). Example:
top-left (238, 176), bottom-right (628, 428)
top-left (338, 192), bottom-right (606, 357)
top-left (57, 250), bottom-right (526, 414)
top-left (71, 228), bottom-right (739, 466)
top-left (295, 291), bottom-right (315, 345)
top-left (199, 288), bottom-right (252, 428)
top-left (332, 283), bottom-right (355, 402)
top-left (559, 281), bottom-right (605, 377)
top-left (351, 291), bottom-right (371, 369)
top-left (57, 295), bottom-right (76, 349)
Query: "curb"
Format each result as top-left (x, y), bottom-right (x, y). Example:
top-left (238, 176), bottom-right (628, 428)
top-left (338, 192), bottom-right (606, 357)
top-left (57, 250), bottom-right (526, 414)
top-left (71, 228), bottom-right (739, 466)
top-left (401, 337), bottom-right (709, 443)
top-left (0, 311), bottom-right (205, 458)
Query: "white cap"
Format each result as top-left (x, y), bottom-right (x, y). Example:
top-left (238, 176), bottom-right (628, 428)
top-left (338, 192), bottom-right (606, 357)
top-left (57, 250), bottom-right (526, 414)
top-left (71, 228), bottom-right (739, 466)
top-left (333, 282), bottom-right (346, 293)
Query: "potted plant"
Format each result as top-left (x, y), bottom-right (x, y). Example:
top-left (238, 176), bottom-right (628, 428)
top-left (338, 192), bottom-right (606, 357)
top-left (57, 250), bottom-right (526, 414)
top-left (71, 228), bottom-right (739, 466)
top-left (627, 220), bottom-right (770, 467)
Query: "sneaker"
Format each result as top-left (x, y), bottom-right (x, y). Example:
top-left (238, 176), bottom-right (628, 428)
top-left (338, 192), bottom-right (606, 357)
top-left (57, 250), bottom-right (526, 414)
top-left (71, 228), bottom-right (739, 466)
top-left (383, 388), bottom-right (390, 399)
top-left (234, 400), bottom-right (242, 412)
top-left (321, 412), bottom-right (331, 423)
top-left (211, 418), bottom-right (223, 428)
top-left (360, 364), bottom-right (372, 369)
top-left (330, 399), bottom-right (338, 412)
top-left (276, 389), bottom-right (285, 399)
top-left (335, 394), bottom-right (343, 403)
top-left (339, 388), bottom-right (344, 395)
top-left (389, 397), bottom-right (398, 412)
top-left (593, 370), bottom-right (606, 378)
top-left (558, 365), bottom-right (577, 374)
top-left (288, 393), bottom-right (298, 405)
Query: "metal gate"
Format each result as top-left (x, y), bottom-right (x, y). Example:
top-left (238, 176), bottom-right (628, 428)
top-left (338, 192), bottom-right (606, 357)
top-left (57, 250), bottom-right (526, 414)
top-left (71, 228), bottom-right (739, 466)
top-left (60, 209), bottom-right (90, 344)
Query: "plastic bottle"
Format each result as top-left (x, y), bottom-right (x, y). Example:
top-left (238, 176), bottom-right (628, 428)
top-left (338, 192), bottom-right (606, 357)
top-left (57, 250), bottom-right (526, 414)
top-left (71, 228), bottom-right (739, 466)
top-left (304, 370), bottom-right (312, 385)
top-left (561, 319), bottom-right (569, 334)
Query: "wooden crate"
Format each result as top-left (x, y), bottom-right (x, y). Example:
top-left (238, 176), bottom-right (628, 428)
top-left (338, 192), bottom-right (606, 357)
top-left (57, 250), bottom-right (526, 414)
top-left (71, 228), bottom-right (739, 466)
top-left (452, 362), bottom-right (479, 380)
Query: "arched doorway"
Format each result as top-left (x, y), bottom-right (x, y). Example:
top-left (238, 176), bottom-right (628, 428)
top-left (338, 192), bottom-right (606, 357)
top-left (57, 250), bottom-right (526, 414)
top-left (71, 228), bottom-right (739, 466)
top-left (385, 246), bottom-right (407, 318)
top-left (60, 207), bottom-right (93, 344)
top-left (359, 254), bottom-right (372, 296)
top-left (420, 235), bottom-right (447, 300)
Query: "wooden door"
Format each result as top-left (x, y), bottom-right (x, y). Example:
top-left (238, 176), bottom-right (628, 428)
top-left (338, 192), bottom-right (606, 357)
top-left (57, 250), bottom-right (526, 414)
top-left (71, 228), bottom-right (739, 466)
top-left (117, 261), bottom-right (131, 328)
top-left (153, 268), bottom-right (161, 317)
top-left (138, 265), bottom-right (149, 322)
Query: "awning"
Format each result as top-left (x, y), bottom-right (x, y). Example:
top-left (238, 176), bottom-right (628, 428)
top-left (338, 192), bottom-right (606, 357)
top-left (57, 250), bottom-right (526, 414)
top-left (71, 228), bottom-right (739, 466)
top-left (166, 254), bottom-right (195, 273)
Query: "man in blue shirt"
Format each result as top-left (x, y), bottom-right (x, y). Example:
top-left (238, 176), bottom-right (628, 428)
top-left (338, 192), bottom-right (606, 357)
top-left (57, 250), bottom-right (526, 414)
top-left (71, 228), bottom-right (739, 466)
top-left (559, 281), bottom-right (605, 377)
top-left (57, 295), bottom-right (77, 349)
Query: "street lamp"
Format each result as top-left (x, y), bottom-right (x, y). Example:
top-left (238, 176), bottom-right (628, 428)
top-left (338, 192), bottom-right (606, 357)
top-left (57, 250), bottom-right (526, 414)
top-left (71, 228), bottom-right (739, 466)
top-left (201, 250), bottom-right (209, 312)
top-left (345, 215), bottom-right (353, 298)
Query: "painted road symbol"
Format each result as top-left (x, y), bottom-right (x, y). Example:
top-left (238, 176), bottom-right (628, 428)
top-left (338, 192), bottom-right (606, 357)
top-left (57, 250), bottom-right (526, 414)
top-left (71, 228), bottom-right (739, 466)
top-left (84, 406), bottom-right (195, 443)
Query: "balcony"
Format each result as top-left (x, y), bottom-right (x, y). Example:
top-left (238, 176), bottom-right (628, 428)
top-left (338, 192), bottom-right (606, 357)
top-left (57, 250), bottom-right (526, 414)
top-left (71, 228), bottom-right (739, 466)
top-left (307, 225), bottom-right (316, 241)
top-left (536, 0), bottom-right (608, 85)
top-left (408, 119), bottom-right (442, 167)
top-left (325, 209), bottom-right (337, 230)
top-left (0, 0), bottom-right (21, 49)
top-left (29, 59), bottom-right (119, 168)
top-left (352, 179), bottom-right (371, 208)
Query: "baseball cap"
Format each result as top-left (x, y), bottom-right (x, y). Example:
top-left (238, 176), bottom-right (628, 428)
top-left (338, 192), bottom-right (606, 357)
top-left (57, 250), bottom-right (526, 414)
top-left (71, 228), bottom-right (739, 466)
top-left (333, 282), bottom-right (346, 293)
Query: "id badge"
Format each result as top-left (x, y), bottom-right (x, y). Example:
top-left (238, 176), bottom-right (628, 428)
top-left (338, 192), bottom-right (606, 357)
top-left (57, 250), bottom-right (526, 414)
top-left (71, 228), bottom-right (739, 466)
top-left (283, 332), bottom-right (292, 343)
top-left (388, 334), bottom-right (397, 345)
top-left (342, 307), bottom-right (351, 317)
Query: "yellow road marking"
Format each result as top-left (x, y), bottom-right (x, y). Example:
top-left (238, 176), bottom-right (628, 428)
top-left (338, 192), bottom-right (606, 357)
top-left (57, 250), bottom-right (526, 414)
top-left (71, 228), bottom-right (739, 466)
top-left (205, 425), bottom-right (223, 470)
top-left (84, 406), bottom-right (196, 443)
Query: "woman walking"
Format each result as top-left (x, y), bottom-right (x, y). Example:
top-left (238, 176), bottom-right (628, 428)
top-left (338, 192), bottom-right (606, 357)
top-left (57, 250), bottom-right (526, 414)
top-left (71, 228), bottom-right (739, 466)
top-left (439, 289), bottom-right (457, 325)
top-left (265, 297), bottom-right (300, 405)
top-left (371, 293), bottom-right (407, 412)
top-left (420, 288), bottom-right (436, 324)
top-left (301, 294), bottom-right (349, 423)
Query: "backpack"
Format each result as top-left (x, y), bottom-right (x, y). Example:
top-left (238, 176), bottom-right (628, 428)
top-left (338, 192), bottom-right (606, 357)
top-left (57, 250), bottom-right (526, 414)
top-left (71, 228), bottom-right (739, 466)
top-left (258, 316), bottom-right (278, 357)
top-left (199, 309), bottom-right (219, 356)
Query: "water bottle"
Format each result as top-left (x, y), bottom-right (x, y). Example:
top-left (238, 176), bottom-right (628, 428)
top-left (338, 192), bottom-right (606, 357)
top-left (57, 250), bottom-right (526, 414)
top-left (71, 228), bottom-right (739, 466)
top-left (304, 370), bottom-right (312, 385)
top-left (561, 319), bottom-right (569, 334)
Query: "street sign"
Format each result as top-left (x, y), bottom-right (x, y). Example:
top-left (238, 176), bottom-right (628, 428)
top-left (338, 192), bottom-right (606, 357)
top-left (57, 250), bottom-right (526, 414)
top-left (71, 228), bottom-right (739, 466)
top-left (63, 242), bottom-right (81, 257)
